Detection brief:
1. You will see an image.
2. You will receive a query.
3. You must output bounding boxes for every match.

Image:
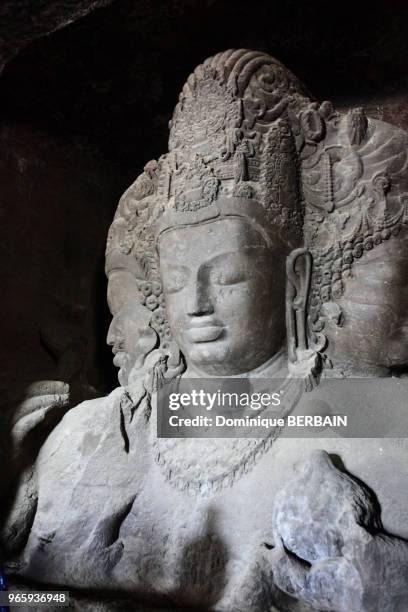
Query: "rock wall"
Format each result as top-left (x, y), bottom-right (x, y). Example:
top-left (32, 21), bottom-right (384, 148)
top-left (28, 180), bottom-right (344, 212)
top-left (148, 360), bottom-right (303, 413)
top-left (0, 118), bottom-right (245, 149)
top-left (0, 122), bottom-right (118, 410)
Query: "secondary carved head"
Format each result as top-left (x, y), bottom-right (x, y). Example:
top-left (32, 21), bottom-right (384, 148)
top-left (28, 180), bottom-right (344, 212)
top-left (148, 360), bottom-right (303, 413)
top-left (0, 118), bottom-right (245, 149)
top-left (105, 217), bottom-right (160, 385)
top-left (106, 268), bottom-right (157, 385)
top-left (302, 110), bottom-right (408, 375)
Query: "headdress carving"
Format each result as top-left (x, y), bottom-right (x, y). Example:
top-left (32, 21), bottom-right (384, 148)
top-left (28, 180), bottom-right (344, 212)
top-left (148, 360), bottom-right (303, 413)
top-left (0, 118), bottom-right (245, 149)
top-left (299, 104), bottom-right (408, 340)
top-left (105, 162), bottom-right (172, 353)
top-left (158, 49), bottom-right (310, 245)
top-left (106, 50), bottom-right (314, 380)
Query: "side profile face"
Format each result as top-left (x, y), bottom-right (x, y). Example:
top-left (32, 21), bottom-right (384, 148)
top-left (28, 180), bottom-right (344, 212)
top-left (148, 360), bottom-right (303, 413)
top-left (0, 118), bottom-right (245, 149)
top-left (107, 270), bottom-right (156, 385)
top-left (159, 216), bottom-right (286, 376)
top-left (324, 230), bottom-right (408, 375)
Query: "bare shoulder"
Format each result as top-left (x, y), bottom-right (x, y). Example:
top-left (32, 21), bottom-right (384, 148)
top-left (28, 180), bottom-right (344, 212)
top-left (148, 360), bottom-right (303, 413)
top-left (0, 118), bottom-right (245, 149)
top-left (36, 386), bottom-right (124, 466)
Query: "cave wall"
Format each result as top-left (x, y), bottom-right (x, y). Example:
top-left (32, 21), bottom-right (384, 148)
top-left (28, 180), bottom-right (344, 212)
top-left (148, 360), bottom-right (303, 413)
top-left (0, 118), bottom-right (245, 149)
top-left (1, 0), bottom-right (407, 405)
top-left (0, 122), bottom-right (118, 409)
top-left (0, 0), bottom-right (113, 72)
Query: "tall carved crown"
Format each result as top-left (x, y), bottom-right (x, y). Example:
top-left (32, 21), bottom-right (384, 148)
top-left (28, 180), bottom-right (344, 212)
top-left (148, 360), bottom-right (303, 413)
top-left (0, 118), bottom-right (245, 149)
top-left (157, 48), bottom-right (310, 245)
top-left (107, 49), bottom-right (316, 268)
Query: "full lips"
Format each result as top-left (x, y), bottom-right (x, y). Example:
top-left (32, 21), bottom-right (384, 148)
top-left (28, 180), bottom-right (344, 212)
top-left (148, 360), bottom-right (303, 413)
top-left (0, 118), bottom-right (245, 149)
top-left (185, 325), bottom-right (224, 343)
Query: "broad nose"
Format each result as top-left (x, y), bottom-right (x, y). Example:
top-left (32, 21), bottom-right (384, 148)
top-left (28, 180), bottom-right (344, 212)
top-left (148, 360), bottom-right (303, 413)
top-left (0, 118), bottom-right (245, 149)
top-left (186, 278), bottom-right (214, 317)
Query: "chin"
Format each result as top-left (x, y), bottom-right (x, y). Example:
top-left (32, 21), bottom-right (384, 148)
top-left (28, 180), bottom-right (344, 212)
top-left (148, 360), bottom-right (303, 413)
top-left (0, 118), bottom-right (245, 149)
top-left (187, 341), bottom-right (230, 370)
top-left (384, 338), bottom-right (408, 369)
top-left (187, 341), bottom-right (250, 375)
top-left (118, 368), bottom-right (128, 386)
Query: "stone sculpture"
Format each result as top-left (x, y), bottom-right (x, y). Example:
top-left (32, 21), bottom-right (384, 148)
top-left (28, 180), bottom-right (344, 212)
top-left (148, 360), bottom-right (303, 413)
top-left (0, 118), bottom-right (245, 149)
top-left (105, 242), bottom-right (158, 386)
top-left (300, 101), bottom-right (408, 377)
top-left (2, 50), bottom-right (408, 611)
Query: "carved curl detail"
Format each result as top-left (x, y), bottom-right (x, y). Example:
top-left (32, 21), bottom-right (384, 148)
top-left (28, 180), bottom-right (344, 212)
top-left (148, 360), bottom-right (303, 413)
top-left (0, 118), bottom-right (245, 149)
top-left (301, 105), bottom-right (408, 338)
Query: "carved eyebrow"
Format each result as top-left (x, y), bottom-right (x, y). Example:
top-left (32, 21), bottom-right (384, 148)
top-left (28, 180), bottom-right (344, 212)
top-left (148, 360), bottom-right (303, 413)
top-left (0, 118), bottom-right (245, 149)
top-left (202, 247), bottom-right (266, 267)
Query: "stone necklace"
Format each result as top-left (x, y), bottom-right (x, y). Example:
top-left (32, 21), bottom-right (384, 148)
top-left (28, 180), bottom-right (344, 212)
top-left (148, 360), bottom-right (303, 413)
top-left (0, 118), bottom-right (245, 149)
top-left (148, 350), bottom-right (304, 496)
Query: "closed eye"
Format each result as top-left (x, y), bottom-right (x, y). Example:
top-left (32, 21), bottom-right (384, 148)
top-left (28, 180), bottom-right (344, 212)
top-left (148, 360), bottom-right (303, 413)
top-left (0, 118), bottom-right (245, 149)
top-left (163, 271), bottom-right (188, 293)
top-left (212, 269), bottom-right (248, 286)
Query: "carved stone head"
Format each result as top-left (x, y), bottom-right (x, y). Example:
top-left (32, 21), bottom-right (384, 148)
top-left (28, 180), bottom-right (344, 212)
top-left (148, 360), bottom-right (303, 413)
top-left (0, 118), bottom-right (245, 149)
top-left (154, 50), bottom-right (314, 375)
top-left (301, 108), bottom-right (408, 375)
top-left (105, 220), bottom-right (158, 385)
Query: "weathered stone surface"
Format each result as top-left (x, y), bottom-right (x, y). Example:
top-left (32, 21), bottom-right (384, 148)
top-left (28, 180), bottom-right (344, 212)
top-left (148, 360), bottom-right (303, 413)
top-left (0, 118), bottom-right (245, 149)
top-left (272, 451), bottom-right (408, 611)
top-left (2, 49), bottom-right (408, 612)
top-left (299, 105), bottom-right (408, 377)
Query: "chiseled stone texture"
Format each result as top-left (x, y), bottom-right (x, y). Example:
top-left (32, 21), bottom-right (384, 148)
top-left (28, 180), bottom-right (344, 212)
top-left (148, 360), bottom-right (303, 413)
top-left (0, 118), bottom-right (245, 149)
top-left (3, 48), bottom-right (408, 612)
top-left (1, 4), bottom-right (408, 609)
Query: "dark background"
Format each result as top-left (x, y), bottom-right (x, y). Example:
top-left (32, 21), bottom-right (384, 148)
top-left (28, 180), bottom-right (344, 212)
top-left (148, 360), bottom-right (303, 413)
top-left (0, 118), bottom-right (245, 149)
top-left (1, 0), bottom-right (407, 403)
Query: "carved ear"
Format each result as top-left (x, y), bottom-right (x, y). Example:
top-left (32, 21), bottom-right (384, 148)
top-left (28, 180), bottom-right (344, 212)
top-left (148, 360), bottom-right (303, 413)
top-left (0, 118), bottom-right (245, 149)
top-left (286, 248), bottom-right (312, 362)
top-left (286, 248), bottom-right (322, 390)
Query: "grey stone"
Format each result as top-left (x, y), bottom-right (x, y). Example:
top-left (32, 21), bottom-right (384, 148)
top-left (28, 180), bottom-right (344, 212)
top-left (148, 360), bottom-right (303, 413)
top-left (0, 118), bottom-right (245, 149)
top-left (3, 49), bottom-right (408, 611)
top-left (271, 450), bottom-right (408, 611)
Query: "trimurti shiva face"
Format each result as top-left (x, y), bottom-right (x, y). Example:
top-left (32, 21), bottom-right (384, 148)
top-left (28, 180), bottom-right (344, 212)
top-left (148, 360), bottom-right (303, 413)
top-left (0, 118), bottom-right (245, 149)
top-left (324, 230), bottom-right (408, 375)
top-left (106, 269), bottom-right (156, 384)
top-left (159, 216), bottom-right (286, 376)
